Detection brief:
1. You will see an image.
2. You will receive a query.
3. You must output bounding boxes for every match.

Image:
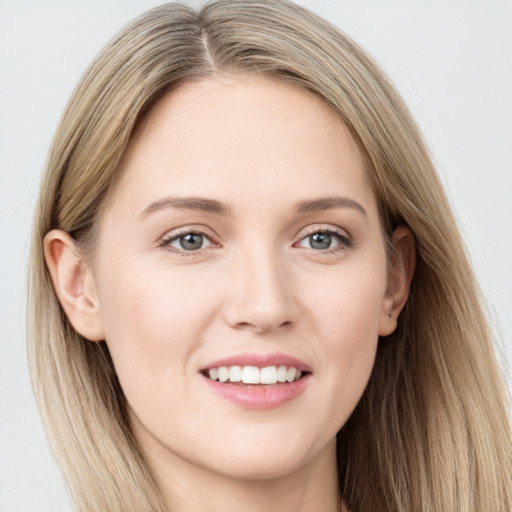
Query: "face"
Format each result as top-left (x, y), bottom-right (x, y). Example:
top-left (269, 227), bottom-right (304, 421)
top-left (86, 75), bottom-right (401, 481)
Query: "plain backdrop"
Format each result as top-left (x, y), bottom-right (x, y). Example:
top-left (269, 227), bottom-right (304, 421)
top-left (1, 1), bottom-right (511, 510)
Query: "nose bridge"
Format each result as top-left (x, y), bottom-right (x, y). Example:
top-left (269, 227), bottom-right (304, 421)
top-left (223, 239), bottom-right (296, 333)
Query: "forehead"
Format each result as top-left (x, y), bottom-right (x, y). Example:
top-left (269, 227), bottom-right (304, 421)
top-left (106, 74), bottom-right (377, 218)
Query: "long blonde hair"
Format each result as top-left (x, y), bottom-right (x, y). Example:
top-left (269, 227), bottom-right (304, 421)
top-left (28, 1), bottom-right (512, 511)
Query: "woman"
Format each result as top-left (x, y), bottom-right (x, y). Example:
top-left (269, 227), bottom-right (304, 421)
top-left (27, 1), bottom-right (512, 511)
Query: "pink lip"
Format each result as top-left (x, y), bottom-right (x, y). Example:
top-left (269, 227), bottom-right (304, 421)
top-left (201, 374), bottom-right (310, 410)
top-left (202, 352), bottom-right (311, 372)
top-left (200, 352), bottom-right (312, 410)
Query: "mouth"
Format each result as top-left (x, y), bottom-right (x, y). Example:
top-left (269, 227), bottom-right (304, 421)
top-left (202, 365), bottom-right (306, 385)
top-left (200, 355), bottom-right (311, 409)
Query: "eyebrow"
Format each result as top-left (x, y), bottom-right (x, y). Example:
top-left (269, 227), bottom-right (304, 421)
top-left (139, 196), bottom-right (232, 219)
top-left (139, 195), bottom-right (367, 219)
top-left (295, 196), bottom-right (367, 217)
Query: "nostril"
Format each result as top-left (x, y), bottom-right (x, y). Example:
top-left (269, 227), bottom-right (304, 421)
top-left (221, 269), bottom-right (298, 332)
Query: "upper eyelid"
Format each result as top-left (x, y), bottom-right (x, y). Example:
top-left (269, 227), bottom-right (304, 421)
top-left (160, 225), bottom-right (218, 242)
top-left (295, 224), bottom-right (352, 240)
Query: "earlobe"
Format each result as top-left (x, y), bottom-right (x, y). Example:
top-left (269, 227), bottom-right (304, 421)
top-left (378, 225), bottom-right (416, 337)
top-left (43, 230), bottom-right (105, 342)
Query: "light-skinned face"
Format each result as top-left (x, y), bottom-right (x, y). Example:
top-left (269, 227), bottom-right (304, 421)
top-left (45, 74), bottom-right (414, 510)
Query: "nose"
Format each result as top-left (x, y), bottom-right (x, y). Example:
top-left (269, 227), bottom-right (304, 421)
top-left (222, 245), bottom-right (298, 334)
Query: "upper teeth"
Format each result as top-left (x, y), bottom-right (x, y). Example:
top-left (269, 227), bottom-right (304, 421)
top-left (208, 365), bottom-right (302, 384)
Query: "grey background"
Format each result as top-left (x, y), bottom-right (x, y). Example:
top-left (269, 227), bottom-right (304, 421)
top-left (1, 1), bottom-right (511, 510)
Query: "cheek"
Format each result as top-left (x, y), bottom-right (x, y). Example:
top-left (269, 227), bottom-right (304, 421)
top-left (94, 258), bottom-right (220, 395)
top-left (307, 258), bottom-right (387, 342)
top-left (303, 261), bottom-right (386, 425)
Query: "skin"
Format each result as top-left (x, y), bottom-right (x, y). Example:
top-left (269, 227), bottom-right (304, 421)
top-left (45, 74), bottom-right (414, 512)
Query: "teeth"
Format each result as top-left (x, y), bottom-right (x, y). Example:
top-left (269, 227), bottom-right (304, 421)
top-left (260, 366), bottom-right (277, 384)
top-left (207, 365), bottom-right (304, 384)
top-left (286, 367), bottom-right (296, 382)
top-left (242, 366), bottom-right (260, 384)
top-left (276, 365), bottom-right (288, 382)
top-left (218, 367), bottom-right (229, 383)
top-left (229, 366), bottom-right (242, 382)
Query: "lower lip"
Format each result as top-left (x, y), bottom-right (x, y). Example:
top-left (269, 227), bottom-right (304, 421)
top-left (201, 374), bottom-right (310, 410)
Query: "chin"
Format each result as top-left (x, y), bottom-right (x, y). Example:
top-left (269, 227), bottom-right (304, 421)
top-left (200, 432), bottom-right (334, 482)
top-left (209, 454), bottom-right (308, 482)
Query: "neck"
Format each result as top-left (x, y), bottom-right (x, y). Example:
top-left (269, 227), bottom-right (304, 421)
top-left (146, 438), bottom-right (342, 512)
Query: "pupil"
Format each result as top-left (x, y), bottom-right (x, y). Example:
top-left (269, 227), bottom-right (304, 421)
top-left (180, 233), bottom-right (203, 250)
top-left (310, 233), bottom-right (331, 250)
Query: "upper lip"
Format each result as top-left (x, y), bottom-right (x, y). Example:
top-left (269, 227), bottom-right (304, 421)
top-left (202, 352), bottom-right (311, 372)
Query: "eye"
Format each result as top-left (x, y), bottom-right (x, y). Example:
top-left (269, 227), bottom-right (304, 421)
top-left (297, 229), bottom-right (351, 251)
top-left (162, 231), bottom-right (214, 252)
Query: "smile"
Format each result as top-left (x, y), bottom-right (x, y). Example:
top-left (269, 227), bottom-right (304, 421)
top-left (200, 354), bottom-right (311, 409)
top-left (207, 365), bottom-right (303, 385)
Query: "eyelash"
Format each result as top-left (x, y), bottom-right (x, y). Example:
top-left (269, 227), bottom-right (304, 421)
top-left (159, 226), bottom-right (353, 256)
top-left (160, 228), bottom-right (218, 256)
top-left (295, 227), bottom-right (353, 254)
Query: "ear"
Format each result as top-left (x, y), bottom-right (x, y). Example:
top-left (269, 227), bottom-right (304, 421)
top-left (43, 230), bottom-right (105, 342)
top-left (378, 225), bottom-right (416, 337)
